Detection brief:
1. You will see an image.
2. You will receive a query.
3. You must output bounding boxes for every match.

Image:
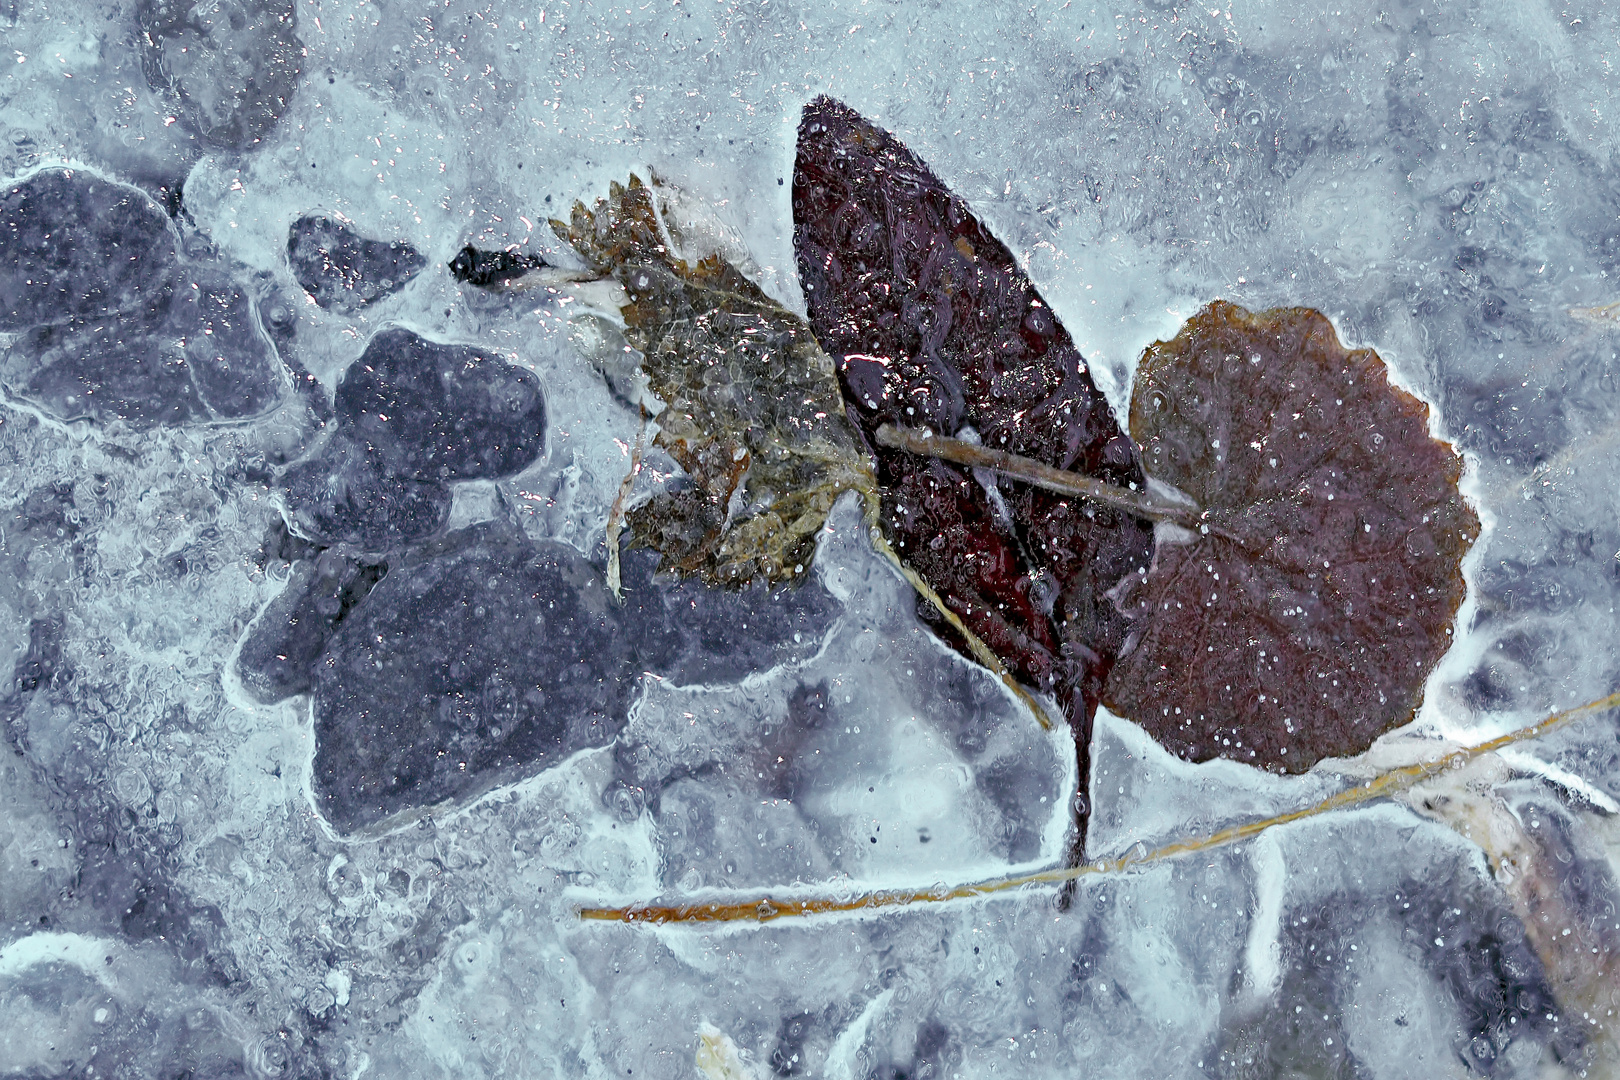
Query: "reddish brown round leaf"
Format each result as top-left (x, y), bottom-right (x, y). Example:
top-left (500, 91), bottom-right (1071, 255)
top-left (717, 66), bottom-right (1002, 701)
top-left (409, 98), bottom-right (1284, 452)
top-left (1102, 301), bottom-right (1479, 772)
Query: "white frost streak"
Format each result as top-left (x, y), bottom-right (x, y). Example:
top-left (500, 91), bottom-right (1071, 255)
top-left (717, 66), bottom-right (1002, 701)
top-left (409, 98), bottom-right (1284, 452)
top-left (1241, 832), bottom-right (1287, 1006)
top-left (0, 932), bottom-right (122, 989)
top-left (823, 989), bottom-right (896, 1080)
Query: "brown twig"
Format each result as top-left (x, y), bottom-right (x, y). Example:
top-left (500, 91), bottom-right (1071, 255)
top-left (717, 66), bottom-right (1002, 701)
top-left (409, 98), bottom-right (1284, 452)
top-left (605, 406), bottom-right (649, 600)
top-left (576, 689), bottom-right (1620, 926)
top-left (875, 423), bottom-right (1203, 529)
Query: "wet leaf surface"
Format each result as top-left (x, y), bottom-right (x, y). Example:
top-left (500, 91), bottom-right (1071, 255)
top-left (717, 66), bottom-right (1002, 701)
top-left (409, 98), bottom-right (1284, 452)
top-left (1103, 301), bottom-right (1479, 771)
top-left (552, 176), bottom-right (873, 586)
top-left (793, 96), bottom-right (1153, 726)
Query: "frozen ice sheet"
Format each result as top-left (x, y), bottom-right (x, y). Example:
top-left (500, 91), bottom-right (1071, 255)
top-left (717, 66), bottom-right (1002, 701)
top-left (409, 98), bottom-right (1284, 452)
top-left (2, 1), bottom-right (1620, 1078)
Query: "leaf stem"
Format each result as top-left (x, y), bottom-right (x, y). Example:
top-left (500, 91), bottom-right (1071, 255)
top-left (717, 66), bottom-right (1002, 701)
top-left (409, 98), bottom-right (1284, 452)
top-left (874, 423), bottom-right (1203, 528)
top-left (604, 407), bottom-right (648, 600)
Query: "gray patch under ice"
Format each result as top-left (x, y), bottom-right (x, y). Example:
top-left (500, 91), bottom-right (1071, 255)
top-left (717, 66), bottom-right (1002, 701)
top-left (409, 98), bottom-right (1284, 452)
top-left (137, 0), bottom-right (302, 150)
top-left (286, 214), bottom-right (425, 313)
top-left (0, 168), bottom-right (177, 332)
top-left (280, 326), bottom-right (547, 549)
top-left (1, 170), bottom-right (288, 427)
top-left (311, 528), bottom-right (632, 831)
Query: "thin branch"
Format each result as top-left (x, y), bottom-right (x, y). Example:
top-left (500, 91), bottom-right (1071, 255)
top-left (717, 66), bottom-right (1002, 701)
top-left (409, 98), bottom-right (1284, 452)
top-left (875, 423), bottom-right (1203, 529)
top-left (605, 407), bottom-right (649, 600)
top-left (575, 688), bottom-right (1620, 926)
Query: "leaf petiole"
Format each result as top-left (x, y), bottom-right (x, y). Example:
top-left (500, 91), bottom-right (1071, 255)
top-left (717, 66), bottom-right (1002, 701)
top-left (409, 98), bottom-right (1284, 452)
top-left (874, 423), bottom-right (1204, 529)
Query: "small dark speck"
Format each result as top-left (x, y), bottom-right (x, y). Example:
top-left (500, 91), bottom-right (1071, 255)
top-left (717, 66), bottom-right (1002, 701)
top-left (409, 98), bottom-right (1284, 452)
top-left (545, 195), bottom-right (552, 203)
top-left (517, 163), bottom-right (523, 169)
top-left (778, 178), bottom-right (784, 185)
top-left (328, 77), bottom-right (335, 84)
top-left (869, 836), bottom-right (877, 843)
top-left (868, 787), bottom-right (874, 793)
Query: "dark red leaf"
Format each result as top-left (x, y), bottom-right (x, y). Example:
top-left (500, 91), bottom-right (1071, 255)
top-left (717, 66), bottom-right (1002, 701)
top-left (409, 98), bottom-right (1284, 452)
top-left (792, 96), bottom-right (1153, 726)
top-left (1103, 301), bottom-right (1479, 771)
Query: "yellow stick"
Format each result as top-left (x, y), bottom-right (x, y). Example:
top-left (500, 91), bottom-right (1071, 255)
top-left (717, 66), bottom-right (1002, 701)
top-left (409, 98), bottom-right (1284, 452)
top-left (577, 689), bottom-right (1620, 926)
top-left (605, 408), bottom-right (649, 600)
top-left (859, 491), bottom-right (1059, 732)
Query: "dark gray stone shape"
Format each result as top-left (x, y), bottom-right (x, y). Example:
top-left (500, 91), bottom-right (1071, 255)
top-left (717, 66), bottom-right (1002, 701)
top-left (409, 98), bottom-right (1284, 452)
top-left (171, 264), bottom-right (285, 418)
top-left (615, 549), bottom-right (840, 687)
top-left (281, 439), bottom-right (454, 550)
top-left (235, 553), bottom-right (387, 704)
top-left (280, 328), bottom-right (546, 549)
top-left (8, 318), bottom-right (202, 426)
top-left (137, 0), bottom-right (302, 150)
top-left (0, 169), bottom-right (177, 332)
top-left (6, 616), bottom-right (64, 709)
top-left (71, 838), bottom-right (226, 950)
top-left (311, 532), bottom-right (634, 831)
top-left (4, 262), bottom-right (285, 427)
top-left (287, 215), bottom-right (426, 313)
top-left (333, 328), bottom-right (548, 482)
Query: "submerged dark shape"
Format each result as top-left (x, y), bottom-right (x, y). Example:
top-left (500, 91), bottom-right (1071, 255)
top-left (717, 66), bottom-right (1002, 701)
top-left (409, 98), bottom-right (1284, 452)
top-left (7, 268), bottom-right (286, 426)
top-left (0, 168), bottom-right (178, 332)
top-left (1104, 301), bottom-right (1478, 771)
top-left (235, 548), bottom-right (387, 704)
top-left (287, 214), bottom-right (425, 312)
top-left (333, 327), bottom-right (547, 482)
top-left (311, 531), bottom-right (632, 830)
top-left (280, 327), bottom-right (547, 549)
top-left (792, 96), bottom-right (1154, 727)
top-left (448, 244), bottom-right (548, 288)
top-left (281, 443), bottom-right (455, 550)
top-left (137, 0), bottom-right (302, 150)
top-left (1, 170), bottom-right (286, 426)
top-left (305, 525), bottom-right (838, 832)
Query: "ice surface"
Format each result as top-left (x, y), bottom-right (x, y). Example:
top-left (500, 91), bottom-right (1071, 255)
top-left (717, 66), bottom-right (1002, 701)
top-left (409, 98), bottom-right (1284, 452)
top-left (3, 1), bottom-right (1620, 1078)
